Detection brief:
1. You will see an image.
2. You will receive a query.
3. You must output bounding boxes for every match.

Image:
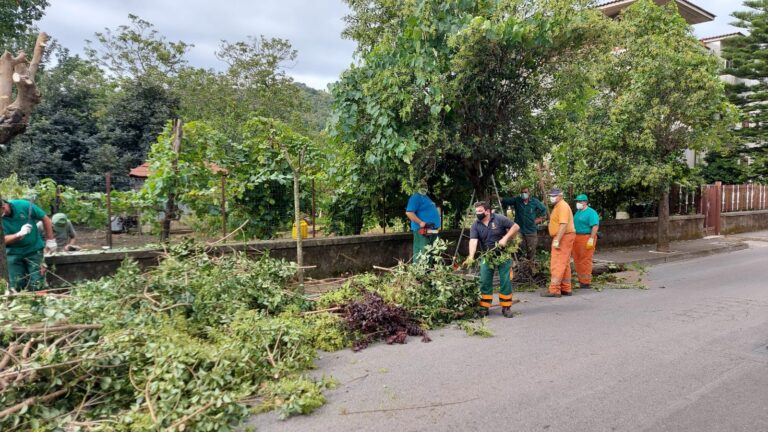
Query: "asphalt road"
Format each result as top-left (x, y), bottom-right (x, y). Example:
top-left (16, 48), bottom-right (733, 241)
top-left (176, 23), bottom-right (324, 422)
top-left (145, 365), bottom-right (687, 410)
top-left (248, 242), bottom-right (768, 432)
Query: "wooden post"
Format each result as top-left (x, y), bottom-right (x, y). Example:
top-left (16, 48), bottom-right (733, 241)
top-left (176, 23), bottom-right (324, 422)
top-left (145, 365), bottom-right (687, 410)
top-left (220, 174), bottom-right (227, 240)
top-left (311, 178), bottom-right (316, 238)
top-left (0, 197), bottom-right (9, 286)
top-left (106, 172), bottom-right (113, 249)
top-left (293, 172), bottom-right (304, 289)
top-left (161, 119), bottom-right (182, 242)
top-left (54, 185), bottom-right (61, 214)
top-left (714, 181), bottom-right (722, 236)
top-left (657, 185), bottom-right (671, 252)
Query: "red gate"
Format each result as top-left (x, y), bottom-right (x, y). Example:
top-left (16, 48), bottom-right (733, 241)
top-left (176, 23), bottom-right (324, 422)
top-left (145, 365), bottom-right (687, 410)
top-left (700, 181), bottom-right (721, 236)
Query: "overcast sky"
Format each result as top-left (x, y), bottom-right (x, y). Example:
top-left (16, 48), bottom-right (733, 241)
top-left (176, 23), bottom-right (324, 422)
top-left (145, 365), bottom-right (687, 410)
top-left (38, 0), bottom-right (743, 91)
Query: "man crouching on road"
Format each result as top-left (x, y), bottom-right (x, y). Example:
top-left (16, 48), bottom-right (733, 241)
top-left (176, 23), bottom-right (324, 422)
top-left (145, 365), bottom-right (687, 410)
top-left (465, 201), bottom-right (520, 318)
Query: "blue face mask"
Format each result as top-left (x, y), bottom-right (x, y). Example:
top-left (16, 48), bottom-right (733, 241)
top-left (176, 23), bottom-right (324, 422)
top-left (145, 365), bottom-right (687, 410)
top-left (521, 193), bottom-right (529, 200)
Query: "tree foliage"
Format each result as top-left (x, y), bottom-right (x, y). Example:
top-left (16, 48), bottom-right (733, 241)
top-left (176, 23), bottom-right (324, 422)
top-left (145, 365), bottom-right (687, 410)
top-left (719, 0), bottom-right (768, 182)
top-left (554, 0), bottom-right (734, 247)
top-left (331, 0), bottom-right (603, 220)
top-left (0, 0), bottom-right (48, 47)
top-left (85, 14), bottom-right (192, 80)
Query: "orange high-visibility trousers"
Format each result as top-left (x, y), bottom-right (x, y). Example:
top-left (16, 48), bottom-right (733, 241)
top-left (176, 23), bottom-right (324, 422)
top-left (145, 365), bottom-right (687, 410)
top-left (573, 234), bottom-right (596, 286)
top-left (549, 232), bottom-right (575, 294)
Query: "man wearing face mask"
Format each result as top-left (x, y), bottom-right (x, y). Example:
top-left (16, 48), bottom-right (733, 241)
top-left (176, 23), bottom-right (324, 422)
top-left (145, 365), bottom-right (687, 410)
top-left (501, 187), bottom-right (547, 260)
top-left (465, 201), bottom-right (520, 317)
top-left (405, 184), bottom-right (441, 264)
top-left (542, 188), bottom-right (576, 297)
top-left (572, 194), bottom-right (600, 290)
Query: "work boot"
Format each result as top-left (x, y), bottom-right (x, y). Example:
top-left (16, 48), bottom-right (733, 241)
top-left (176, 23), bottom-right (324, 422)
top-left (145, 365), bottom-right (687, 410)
top-left (502, 307), bottom-right (514, 318)
top-left (561, 291), bottom-right (573, 296)
top-left (478, 307), bottom-right (489, 317)
top-left (579, 284), bottom-right (591, 290)
top-left (541, 291), bottom-right (561, 298)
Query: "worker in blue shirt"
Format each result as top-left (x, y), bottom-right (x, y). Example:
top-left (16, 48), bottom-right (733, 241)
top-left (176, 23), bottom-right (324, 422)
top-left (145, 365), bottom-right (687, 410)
top-left (405, 187), bottom-right (441, 264)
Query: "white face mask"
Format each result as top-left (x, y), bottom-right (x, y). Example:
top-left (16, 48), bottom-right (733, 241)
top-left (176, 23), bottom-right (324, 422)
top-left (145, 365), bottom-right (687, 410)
top-left (576, 203), bottom-right (585, 210)
top-left (549, 196), bottom-right (557, 204)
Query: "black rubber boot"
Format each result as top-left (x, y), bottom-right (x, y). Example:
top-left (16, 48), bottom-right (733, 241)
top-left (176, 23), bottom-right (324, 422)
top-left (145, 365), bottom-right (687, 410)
top-left (541, 291), bottom-right (561, 298)
top-left (579, 284), bottom-right (591, 290)
top-left (502, 307), bottom-right (513, 318)
top-left (478, 307), bottom-right (489, 317)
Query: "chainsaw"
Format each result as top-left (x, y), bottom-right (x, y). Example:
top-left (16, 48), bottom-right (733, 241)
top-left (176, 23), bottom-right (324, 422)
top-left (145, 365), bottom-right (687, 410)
top-left (418, 222), bottom-right (439, 236)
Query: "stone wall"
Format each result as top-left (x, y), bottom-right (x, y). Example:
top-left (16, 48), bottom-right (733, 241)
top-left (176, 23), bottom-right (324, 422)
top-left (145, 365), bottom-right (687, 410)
top-left (45, 212), bottom-right (764, 285)
top-left (594, 215), bottom-right (704, 247)
top-left (720, 210), bottom-right (768, 234)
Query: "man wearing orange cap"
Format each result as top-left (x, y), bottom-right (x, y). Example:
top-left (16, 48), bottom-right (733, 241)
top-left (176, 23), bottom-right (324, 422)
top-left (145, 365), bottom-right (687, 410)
top-left (542, 188), bottom-right (575, 297)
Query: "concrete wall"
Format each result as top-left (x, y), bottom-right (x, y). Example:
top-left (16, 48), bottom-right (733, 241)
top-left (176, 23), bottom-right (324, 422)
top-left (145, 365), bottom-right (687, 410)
top-left (595, 215), bottom-right (704, 247)
top-left (720, 210), bottom-right (768, 235)
top-left (45, 211), bottom-right (765, 285)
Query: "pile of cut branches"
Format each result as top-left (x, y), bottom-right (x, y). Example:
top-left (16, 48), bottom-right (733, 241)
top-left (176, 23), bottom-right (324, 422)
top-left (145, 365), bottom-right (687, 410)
top-left (0, 239), bottom-right (488, 430)
top-left (0, 243), bottom-right (324, 431)
top-left (315, 239), bottom-right (481, 349)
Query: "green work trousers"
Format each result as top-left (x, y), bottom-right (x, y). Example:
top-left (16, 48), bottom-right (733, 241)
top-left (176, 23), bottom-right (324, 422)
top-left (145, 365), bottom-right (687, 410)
top-left (479, 259), bottom-right (513, 309)
top-left (7, 250), bottom-right (45, 291)
top-left (412, 232), bottom-right (437, 264)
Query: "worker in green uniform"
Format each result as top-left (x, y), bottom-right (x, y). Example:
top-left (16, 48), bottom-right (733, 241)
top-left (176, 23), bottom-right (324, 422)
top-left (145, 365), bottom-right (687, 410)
top-left (2, 198), bottom-right (56, 291)
top-left (465, 201), bottom-right (521, 318)
top-left (501, 187), bottom-right (547, 260)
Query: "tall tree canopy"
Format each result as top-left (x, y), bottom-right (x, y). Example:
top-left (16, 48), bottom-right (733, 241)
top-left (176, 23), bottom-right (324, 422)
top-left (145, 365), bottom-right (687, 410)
top-left (0, 0), bottom-right (48, 47)
top-left (719, 0), bottom-right (768, 182)
top-left (558, 0), bottom-right (734, 251)
top-left (331, 0), bottom-right (602, 207)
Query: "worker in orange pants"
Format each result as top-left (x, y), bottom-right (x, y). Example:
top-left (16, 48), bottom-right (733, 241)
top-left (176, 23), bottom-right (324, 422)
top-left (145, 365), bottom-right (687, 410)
top-left (572, 194), bottom-right (600, 289)
top-left (543, 187), bottom-right (576, 297)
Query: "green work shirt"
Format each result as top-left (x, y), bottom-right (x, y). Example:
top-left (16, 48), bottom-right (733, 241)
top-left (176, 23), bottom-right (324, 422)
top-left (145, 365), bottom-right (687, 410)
top-left (53, 221), bottom-right (76, 247)
top-left (2, 200), bottom-right (46, 256)
top-left (501, 196), bottom-right (547, 235)
top-left (574, 206), bottom-right (600, 235)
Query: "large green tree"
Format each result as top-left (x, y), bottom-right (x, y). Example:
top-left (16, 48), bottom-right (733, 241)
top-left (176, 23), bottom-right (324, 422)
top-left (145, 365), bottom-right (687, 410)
top-left (0, 0), bottom-right (48, 48)
top-left (331, 0), bottom-right (602, 213)
top-left (561, 0), bottom-right (734, 251)
top-left (719, 0), bottom-right (768, 182)
top-left (85, 14), bottom-right (192, 81)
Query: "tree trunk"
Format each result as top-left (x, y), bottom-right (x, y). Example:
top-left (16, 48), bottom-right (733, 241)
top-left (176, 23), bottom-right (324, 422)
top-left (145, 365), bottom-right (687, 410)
top-left (293, 172), bottom-right (304, 291)
top-left (657, 186), bottom-right (671, 252)
top-left (0, 32), bottom-right (48, 144)
top-left (161, 119), bottom-right (182, 242)
top-left (0, 205), bottom-right (8, 287)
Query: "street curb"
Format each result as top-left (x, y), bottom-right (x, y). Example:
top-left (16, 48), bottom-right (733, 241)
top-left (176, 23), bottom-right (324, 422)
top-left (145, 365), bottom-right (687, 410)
top-left (598, 241), bottom-right (749, 270)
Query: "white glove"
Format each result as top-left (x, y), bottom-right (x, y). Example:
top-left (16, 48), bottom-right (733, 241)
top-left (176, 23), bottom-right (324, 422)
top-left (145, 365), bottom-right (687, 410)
top-left (552, 239), bottom-right (560, 249)
top-left (17, 224), bottom-right (33, 238)
top-left (45, 239), bottom-right (58, 252)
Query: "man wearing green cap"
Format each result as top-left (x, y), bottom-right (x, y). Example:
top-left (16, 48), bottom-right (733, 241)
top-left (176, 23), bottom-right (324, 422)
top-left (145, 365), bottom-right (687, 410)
top-left (51, 213), bottom-right (78, 251)
top-left (2, 198), bottom-right (56, 291)
top-left (573, 194), bottom-right (600, 290)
